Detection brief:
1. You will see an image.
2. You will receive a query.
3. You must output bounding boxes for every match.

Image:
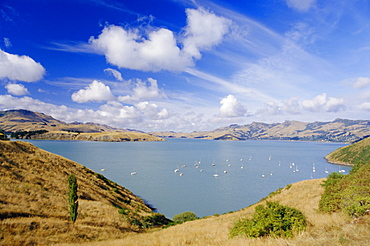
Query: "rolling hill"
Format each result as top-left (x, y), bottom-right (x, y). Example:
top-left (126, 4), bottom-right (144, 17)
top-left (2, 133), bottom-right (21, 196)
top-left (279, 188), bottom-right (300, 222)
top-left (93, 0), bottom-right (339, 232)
top-left (0, 140), bottom-right (169, 245)
top-left (152, 119), bottom-right (370, 142)
top-left (0, 109), bottom-right (163, 142)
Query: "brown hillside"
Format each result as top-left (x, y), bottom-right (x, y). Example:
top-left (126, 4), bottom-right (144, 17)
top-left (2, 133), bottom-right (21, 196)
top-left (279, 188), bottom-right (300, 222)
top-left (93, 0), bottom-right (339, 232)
top-left (0, 109), bottom-right (163, 142)
top-left (63, 179), bottom-right (370, 246)
top-left (0, 140), bottom-right (166, 245)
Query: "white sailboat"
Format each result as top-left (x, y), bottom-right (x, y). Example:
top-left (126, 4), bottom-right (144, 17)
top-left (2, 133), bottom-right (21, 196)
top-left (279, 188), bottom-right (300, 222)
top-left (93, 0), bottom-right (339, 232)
top-left (213, 169), bottom-right (219, 177)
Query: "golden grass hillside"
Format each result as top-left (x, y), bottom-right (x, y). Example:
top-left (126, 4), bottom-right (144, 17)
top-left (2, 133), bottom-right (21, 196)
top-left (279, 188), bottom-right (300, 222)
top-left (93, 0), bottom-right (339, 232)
top-left (0, 140), bottom-right (166, 245)
top-left (60, 179), bottom-right (370, 246)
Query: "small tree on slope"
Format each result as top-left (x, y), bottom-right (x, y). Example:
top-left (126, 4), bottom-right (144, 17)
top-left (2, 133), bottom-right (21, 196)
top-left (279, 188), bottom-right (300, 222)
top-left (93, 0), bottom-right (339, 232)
top-left (68, 174), bottom-right (78, 223)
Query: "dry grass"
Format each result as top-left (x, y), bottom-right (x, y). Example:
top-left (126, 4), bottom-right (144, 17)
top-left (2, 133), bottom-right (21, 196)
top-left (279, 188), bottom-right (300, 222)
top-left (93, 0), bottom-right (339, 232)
top-left (0, 140), bottom-right (155, 245)
top-left (59, 179), bottom-right (370, 246)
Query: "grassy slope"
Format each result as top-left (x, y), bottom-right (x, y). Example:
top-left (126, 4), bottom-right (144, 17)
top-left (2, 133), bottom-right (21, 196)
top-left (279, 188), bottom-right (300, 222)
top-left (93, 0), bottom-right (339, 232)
top-left (63, 179), bottom-right (370, 246)
top-left (326, 137), bottom-right (370, 165)
top-left (0, 140), bottom-right (162, 245)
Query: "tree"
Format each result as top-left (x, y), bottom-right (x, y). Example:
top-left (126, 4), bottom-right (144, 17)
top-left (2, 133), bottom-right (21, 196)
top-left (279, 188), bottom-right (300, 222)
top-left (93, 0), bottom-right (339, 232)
top-left (68, 174), bottom-right (78, 223)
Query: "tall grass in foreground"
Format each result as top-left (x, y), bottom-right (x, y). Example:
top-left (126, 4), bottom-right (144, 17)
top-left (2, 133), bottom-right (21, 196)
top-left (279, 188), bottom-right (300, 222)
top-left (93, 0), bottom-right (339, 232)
top-left (57, 178), bottom-right (370, 246)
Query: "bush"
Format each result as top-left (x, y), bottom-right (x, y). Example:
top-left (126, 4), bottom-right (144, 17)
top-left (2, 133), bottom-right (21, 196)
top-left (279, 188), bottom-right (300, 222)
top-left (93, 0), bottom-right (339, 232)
top-left (229, 201), bottom-right (307, 238)
top-left (173, 211), bottom-right (198, 223)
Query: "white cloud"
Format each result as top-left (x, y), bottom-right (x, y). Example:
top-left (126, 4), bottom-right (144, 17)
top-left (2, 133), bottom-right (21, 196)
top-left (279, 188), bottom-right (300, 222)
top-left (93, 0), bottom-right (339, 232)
top-left (5, 83), bottom-right (29, 96)
top-left (118, 78), bottom-right (166, 102)
top-left (0, 50), bottom-right (45, 82)
top-left (89, 8), bottom-right (231, 72)
top-left (71, 80), bottom-right (115, 103)
top-left (353, 77), bottom-right (370, 89)
top-left (281, 97), bottom-right (301, 114)
top-left (302, 93), bottom-right (345, 112)
top-left (358, 102), bottom-right (370, 111)
top-left (285, 0), bottom-right (316, 12)
top-left (219, 94), bottom-right (247, 117)
top-left (104, 68), bottom-right (123, 81)
top-left (136, 101), bottom-right (169, 120)
top-left (182, 8), bottom-right (231, 59)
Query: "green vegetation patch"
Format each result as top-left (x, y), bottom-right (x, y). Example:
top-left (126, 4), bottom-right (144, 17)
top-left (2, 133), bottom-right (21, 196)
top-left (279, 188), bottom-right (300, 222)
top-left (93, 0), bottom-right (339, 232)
top-left (229, 201), bottom-right (307, 238)
top-left (319, 163), bottom-right (370, 217)
top-left (326, 136), bottom-right (370, 166)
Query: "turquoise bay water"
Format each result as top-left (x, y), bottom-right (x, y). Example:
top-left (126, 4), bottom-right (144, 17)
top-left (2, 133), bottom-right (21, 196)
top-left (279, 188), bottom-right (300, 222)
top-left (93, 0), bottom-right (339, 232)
top-left (25, 139), bottom-right (348, 219)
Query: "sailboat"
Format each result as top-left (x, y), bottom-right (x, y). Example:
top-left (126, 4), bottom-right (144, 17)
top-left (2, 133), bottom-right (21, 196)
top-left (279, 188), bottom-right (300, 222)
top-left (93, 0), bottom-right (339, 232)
top-left (312, 163), bottom-right (316, 172)
top-left (213, 169), bottom-right (219, 177)
top-left (325, 167), bottom-right (329, 173)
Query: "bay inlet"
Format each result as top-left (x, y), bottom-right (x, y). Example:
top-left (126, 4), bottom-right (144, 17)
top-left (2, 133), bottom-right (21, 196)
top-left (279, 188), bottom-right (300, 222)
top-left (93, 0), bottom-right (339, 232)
top-left (24, 138), bottom-right (349, 218)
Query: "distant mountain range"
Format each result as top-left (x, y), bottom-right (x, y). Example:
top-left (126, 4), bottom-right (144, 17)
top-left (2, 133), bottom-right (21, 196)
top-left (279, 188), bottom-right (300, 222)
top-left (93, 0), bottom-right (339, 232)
top-left (152, 119), bottom-right (370, 142)
top-left (0, 109), bottom-right (163, 142)
top-left (1, 109), bottom-right (369, 143)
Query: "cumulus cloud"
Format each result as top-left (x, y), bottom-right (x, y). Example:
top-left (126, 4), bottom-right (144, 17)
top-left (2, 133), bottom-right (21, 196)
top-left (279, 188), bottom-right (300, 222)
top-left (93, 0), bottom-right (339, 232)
top-left (5, 83), bottom-right (29, 96)
top-left (136, 101), bottom-right (169, 120)
top-left (353, 77), bottom-right (370, 89)
top-left (302, 93), bottom-right (345, 112)
top-left (118, 78), bottom-right (166, 102)
top-left (182, 8), bottom-right (231, 59)
top-left (285, 0), bottom-right (316, 12)
top-left (0, 50), bottom-right (45, 82)
top-left (104, 68), bottom-right (123, 81)
top-left (71, 80), bottom-right (115, 103)
top-left (89, 8), bottom-right (231, 72)
top-left (219, 94), bottom-right (247, 117)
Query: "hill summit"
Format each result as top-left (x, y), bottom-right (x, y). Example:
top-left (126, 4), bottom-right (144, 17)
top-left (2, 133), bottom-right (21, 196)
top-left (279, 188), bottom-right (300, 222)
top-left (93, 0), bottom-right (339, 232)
top-left (0, 109), bottom-right (163, 142)
top-left (152, 118), bottom-right (370, 142)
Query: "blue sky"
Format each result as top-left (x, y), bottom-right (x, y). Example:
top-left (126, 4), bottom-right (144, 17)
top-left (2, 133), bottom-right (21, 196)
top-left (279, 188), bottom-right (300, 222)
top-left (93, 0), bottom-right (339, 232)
top-left (1, 0), bottom-right (370, 132)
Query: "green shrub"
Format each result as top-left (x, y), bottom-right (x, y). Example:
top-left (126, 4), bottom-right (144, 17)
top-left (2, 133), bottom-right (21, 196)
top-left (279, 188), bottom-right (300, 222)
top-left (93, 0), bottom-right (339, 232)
top-left (67, 174), bottom-right (78, 223)
top-left (229, 201), bottom-right (307, 238)
top-left (173, 211), bottom-right (199, 223)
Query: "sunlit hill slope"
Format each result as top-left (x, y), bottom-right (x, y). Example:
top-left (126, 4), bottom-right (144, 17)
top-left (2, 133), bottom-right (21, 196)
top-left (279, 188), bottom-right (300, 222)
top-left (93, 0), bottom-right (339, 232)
top-left (0, 140), bottom-right (169, 245)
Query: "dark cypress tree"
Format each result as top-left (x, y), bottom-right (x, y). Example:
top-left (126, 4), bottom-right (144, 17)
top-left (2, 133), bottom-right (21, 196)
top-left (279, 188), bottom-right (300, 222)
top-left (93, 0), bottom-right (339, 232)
top-left (68, 174), bottom-right (78, 223)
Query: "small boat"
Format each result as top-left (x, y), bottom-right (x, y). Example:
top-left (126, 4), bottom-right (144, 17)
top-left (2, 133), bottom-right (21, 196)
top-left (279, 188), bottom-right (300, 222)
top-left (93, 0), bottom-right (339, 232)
top-left (174, 168), bottom-right (180, 172)
top-left (261, 174), bottom-right (265, 178)
top-left (325, 168), bottom-right (329, 174)
top-left (100, 168), bottom-right (106, 171)
top-left (179, 173), bottom-right (183, 176)
top-left (240, 166), bottom-right (244, 169)
top-left (213, 174), bottom-right (219, 177)
top-left (130, 172), bottom-right (137, 175)
top-left (223, 170), bottom-right (227, 174)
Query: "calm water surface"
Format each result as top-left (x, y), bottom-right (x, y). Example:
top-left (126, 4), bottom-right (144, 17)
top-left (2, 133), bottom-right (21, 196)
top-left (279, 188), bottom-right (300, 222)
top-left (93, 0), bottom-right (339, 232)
top-left (24, 138), bottom-right (349, 218)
